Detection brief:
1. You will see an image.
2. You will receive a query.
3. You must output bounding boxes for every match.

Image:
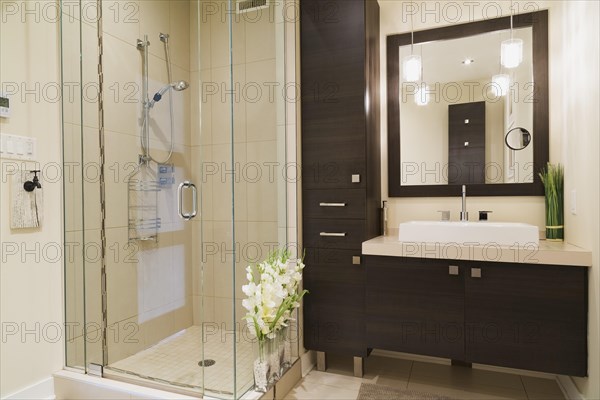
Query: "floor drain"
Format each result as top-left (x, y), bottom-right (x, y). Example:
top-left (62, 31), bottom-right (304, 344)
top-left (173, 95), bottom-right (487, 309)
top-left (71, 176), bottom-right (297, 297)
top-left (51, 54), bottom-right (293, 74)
top-left (198, 359), bottom-right (216, 367)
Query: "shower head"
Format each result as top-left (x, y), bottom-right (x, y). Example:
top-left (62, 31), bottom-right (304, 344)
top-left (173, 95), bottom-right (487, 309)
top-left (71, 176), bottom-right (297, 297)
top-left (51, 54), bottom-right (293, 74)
top-left (172, 80), bottom-right (189, 91)
top-left (148, 81), bottom-right (189, 108)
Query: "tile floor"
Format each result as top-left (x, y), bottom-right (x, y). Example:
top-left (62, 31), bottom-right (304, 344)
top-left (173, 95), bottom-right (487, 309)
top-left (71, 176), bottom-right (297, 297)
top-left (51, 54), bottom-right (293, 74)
top-left (107, 326), bottom-right (255, 397)
top-left (285, 354), bottom-right (566, 400)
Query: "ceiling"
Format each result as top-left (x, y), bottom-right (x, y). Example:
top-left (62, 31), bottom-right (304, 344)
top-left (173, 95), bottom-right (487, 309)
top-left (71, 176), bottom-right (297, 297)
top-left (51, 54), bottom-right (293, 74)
top-left (398, 27), bottom-right (533, 84)
top-left (377, 0), bottom-right (533, 84)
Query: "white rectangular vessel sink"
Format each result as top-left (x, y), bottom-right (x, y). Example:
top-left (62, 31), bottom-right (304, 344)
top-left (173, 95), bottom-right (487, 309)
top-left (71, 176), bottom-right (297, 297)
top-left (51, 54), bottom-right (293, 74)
top-left (398, 221), bottom-right (539, 247)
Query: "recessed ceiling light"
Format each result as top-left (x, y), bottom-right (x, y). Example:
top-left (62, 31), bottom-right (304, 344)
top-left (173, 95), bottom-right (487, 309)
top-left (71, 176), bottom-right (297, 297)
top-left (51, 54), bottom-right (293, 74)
top-left (462, 59), bottom-right (475, 65)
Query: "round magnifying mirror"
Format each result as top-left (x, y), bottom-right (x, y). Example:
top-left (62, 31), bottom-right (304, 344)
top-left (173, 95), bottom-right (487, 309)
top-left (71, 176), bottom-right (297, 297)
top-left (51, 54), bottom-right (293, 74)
top-left (505, 127), bottom-right (532, 151)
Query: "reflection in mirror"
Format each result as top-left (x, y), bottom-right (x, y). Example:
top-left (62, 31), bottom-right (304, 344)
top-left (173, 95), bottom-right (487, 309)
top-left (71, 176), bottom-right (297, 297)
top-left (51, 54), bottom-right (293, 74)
top-left (505, 127), bottom-right (532, 151)
top-left (399, 27), bottom-right (534, 186)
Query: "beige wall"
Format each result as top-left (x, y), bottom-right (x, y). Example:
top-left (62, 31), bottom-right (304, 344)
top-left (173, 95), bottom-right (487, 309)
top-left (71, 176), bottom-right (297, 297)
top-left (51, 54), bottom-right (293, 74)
top-left (400, 78), bottom-right (504, 185)
top-left (381, 1), bottom-right (599, 398)
top-left (551, 2), bottom-right (600, 397)
top-left (0, 1), bottom-right (64, 396)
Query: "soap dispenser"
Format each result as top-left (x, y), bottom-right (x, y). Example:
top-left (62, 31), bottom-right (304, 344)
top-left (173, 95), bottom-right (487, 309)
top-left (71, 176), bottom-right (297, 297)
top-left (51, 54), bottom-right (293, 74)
top-left (382, 201), bottom-right (388, 235)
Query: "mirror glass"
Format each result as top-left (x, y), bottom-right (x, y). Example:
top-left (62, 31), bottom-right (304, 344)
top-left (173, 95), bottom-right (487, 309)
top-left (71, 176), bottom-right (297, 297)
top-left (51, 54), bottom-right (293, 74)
top-left (505, 127), bottom-right (532, 151)
top-left (399, 27), bottom-right (534, 186)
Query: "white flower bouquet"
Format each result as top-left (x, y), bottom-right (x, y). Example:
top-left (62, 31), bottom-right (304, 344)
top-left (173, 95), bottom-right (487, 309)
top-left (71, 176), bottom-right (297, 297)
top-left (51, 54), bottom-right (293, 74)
top-left (242, 248), bottom-right (307, 341)
top-left (242, 248), bottom-right (307, 390)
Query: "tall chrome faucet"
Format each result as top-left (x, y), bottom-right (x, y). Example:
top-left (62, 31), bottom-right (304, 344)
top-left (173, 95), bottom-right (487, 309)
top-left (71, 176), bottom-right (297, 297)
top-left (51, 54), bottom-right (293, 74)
top-left (460, 185), bottom-right (468, 221)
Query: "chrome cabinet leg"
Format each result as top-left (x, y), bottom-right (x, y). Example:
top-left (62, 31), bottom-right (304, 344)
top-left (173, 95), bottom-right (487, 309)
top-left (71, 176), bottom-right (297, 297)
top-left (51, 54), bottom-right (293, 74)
top-left (353, 356), bottom-right (364, 377)
top-left (317, 351), bottom-right (327, 371)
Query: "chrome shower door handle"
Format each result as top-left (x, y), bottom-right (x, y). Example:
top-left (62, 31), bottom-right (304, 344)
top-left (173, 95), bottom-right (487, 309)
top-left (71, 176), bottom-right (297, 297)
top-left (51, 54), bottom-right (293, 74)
top-left (178, 181), bottom-right (198, 220)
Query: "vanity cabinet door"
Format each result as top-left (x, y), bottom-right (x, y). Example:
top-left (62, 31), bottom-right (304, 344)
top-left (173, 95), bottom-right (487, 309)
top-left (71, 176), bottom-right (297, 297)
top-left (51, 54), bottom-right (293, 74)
top-left (464, 263), bottom-right (588, 376)
top-left (303, 248), bottom-right (367, 356)
top-left (366, 256), bottom-right (465, 359)
top-left (301, 0), bottom-right (368, 191)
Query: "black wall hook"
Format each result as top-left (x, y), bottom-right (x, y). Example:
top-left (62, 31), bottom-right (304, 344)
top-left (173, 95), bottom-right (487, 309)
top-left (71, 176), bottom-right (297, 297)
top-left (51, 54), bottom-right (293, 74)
top-left (24, 170), bottom-right (42, 192)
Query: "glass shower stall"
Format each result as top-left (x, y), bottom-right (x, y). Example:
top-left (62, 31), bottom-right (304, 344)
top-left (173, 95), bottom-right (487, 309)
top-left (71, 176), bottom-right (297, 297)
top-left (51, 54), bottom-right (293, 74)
top-left (60, 0), bottom-right (299, 398)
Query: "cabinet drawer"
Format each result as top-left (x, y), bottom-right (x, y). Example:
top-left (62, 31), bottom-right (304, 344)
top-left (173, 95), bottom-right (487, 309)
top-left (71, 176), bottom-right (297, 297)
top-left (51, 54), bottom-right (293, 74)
top-left (303, 189), bottom-right (366, 219)
top-left (304, 219), bottom-right (366, 249)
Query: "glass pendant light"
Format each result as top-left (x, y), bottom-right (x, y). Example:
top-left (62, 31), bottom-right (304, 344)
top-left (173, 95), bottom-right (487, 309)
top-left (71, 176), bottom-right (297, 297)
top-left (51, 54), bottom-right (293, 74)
top-left (501, 1), bottom-right (523, 68)
top-left (414, 46), bottom-right (428, 106)
top-left (492, 32), bottom-right (510, 98)
top-left (415, 84), bottom-right (429, 106)
top-left (402, 10), bottom-right (421, 82)
top-left (491, 74), bottom-right (510, 97)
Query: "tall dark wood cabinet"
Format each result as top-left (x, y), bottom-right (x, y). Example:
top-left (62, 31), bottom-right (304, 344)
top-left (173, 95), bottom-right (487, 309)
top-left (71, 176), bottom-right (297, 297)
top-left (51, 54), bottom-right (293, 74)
top-left (300, 0), bottom-right (381, 372)
top-left (448, 102), bottom-right (486, 184)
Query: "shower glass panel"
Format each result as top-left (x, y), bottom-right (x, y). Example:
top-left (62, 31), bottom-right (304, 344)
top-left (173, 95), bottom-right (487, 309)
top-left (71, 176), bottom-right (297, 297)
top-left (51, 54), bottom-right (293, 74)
top-left (61, 0), bottom-right (296, 398)
top-left (61, 0), bottom-right (104, 372)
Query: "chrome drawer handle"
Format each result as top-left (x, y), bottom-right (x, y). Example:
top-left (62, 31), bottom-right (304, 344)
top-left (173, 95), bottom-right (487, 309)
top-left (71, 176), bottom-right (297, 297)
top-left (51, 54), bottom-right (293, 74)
top-left (319, 232), bottom-right (347, 237)
top-left (319, 202), bottom-right (346, 207)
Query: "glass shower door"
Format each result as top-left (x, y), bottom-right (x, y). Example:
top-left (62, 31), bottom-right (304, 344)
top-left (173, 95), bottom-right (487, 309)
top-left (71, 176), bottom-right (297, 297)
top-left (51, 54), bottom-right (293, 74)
top-left (61, 0), bottom-right (294, 398)
top-left (98, 0), bottom-right (205, 394)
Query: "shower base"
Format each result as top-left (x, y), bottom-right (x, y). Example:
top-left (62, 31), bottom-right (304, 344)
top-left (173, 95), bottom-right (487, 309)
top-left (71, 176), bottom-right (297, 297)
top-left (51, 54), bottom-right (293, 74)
top-left (106, 325), bottom-right (255, 398)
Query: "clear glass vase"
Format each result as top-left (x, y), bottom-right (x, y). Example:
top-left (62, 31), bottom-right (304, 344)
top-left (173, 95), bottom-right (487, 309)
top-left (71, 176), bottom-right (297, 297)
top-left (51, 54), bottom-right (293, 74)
top-left (544, 190), bottom-right (564, 241)
top-left (280, 326), bottom-right (292, 371)
top-left (253, 339), bottom-right (271, 392)
top-left (267, 335), bottom-right (281, 383)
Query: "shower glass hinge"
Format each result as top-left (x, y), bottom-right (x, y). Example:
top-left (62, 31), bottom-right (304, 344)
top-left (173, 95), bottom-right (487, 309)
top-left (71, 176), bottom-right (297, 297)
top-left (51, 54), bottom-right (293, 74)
top-left (88, 363), bottom-right (104, 377)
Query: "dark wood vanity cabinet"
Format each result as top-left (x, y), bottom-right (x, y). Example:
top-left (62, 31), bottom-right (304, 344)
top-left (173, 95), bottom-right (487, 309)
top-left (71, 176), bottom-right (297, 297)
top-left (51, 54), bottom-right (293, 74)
top-left (365, 256), bottom-right (588, 377)
top-left (366, 257), bottom-right (465, 360)
top-left (301, 0), bottom-right (380, 358)
top-left (303, 248), bottom-right (367, 356)
top-left (464, 262), bottom-right (588, 376)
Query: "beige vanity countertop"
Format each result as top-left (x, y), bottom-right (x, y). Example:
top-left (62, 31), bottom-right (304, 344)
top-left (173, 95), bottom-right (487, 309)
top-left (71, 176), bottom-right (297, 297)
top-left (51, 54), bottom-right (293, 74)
top-left (362, 235), bottom-right (592, 267)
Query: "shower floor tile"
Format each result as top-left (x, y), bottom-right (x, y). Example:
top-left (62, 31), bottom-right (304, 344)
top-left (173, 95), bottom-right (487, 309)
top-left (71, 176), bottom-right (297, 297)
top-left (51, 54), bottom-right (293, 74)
top-left (107, 325), bottom-right (254, 397)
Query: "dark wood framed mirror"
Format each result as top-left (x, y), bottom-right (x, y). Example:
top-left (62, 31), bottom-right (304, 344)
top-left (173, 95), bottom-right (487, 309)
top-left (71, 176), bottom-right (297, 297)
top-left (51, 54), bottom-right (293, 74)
top-left (387, 10), bottom-right (548, 197)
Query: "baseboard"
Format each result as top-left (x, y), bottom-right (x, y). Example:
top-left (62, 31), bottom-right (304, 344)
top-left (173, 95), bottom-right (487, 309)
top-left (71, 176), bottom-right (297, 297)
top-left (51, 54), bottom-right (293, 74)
top-left (300, 350), bottom-right (316, 377)
top-left (4, 377), bottom-right (55, 400)
top-left (556, 375), bottom-right (584, 400)
top-left (53, 370), bottom-right (196, 399)
top-left (275, 360), bottom-right (302, 399)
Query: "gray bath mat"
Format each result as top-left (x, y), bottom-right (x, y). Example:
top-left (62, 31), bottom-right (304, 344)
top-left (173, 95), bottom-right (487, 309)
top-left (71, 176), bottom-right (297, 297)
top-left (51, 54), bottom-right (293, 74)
top-left (357, 383), bottom-right (454, 400)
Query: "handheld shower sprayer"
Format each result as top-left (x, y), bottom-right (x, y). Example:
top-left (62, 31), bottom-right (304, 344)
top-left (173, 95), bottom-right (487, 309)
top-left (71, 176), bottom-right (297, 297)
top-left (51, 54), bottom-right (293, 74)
top-left (137, 32), bottom-right (186, 164)
top-left (148, 80), bottom-right (189, 108)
